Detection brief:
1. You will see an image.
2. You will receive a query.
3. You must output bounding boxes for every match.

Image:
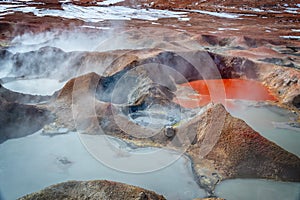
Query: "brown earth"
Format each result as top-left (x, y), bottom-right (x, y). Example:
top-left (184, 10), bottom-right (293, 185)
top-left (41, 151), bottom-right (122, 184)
top-left (183, 104), bottom-right (300, 194)
top-left (0, 0), bottom-right (300, 198)
top-left (19, 180), bottom-right (166, 200)
top-left (119, 0), bottom-right (299, 11)
top-left (48, 70), bottom-right (300, 196)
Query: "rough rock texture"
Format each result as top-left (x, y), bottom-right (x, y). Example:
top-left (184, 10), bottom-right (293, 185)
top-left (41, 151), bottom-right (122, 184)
top-left (121, 0), bottom-right (297, 11)
top-left (19, 180), bottom-right (166, 200)
top-left (1, 0), bottom-right (300, 199)
top-left (3, 41), bottom-right (299, 112)
top-left (48, 72), bottom-right (102, 130)
top-left (1, 44), bottom-right (299, 193)
top-left (52, 71), bottom-right (182, 144)
top-left (182, 104), bottom-right (300, 194)
top-left (50, 71), bottom-right (300, 193)
top-left (260, 64), bottom-right (300, 109)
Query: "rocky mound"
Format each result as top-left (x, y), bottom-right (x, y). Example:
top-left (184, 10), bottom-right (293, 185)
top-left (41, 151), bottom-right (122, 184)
top-left (19, 180), bottom-right (166, 200)
top-left (3, 42), bottom-right (300, 112)
top-left (182, 104), bottom-right (300, 194)
top-left (261, 64), bottom-right (300, 109)
top-left (50, 70), bottom-right (300, 194)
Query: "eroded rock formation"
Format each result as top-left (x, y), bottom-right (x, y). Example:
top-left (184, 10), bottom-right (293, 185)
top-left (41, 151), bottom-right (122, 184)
top-left (19, 180), bottom-right (166, 200)
top-left (183, 104), bottom-right (300, 194)
top-left (46, 69), bottom-right (300, 196)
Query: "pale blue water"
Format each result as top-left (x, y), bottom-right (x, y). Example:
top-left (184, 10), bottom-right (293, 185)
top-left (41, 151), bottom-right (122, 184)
top-left (228, 101), bottom-right (300, 156)
top-left (0, 102), bottom-right (299, 200)
top-left (216, 179), bottom-right (300, 200)
top-left (0, 131), bottom-right (205, 200)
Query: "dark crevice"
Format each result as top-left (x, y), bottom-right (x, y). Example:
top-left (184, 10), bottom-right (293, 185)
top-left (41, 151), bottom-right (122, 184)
top-left (292, 95), bottom-right (300, 109)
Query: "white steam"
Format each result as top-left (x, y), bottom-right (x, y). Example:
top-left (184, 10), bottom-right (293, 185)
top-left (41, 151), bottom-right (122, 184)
top-left (9, 29), bottom-right (109, 53)
top-left (3, 78), bottom-right (66, 95)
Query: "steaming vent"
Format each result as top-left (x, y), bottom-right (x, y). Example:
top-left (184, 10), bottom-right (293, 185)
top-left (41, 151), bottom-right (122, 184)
top-left (95, 60), bottom-right (199, 130)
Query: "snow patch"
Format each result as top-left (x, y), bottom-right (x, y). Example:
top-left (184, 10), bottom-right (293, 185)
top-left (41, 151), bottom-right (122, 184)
top-left (218, 27), bottom-right (239, 31)
top-left (0, 2), bottom-right (188, 21)
top-left (291, 29), bottom-right (300, 32)
top-left (97, 0), bottom-right (125, 6)
top-left (280, 35), bottom-right (300, 40)
top-left (188, 9), bottom-right (241, 19)
top-left (81, 25), bottom-right (111, 30)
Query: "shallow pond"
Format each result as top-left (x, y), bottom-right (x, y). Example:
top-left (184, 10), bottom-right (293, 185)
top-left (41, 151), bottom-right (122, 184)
top-left (0, 130), bottom-right (205, 200)
top-left (0, 99), bottom-right (299, 200)
top-left (227, 101), bottom-right (300, 156)
top-left (2, 78), bottom-right (66, 96)
top-left (216, 179), bottom-right (300, 200)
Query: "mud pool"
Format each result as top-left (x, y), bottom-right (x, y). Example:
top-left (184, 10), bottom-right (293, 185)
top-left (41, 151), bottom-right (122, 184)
top-left (0, 130), bottom-right (205, 200)
top-left (0, 102), bottom-right (299, 200)
top-left (228, 101), bottom-right (300, 156)
top-left (0, 1), bottom-right (299, 198)
top-left (2, 78), bottom-right (66, 96)
top-left (216, 179), bottom-right (300, 200)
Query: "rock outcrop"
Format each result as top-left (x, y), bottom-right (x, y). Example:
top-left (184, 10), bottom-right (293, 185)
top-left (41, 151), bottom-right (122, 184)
top-left (49, 70), bottom-right (300, 195)
top-left (261, 64), bottom-right (300, 110)
top-left (181, 104), bottom-right (300, 194)
top-left (19, 180), bottom-right (166, 200)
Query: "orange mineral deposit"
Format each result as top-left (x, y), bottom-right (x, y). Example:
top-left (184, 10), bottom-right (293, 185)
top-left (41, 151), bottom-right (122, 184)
top-left (174, 79), bottom-right (277, 109)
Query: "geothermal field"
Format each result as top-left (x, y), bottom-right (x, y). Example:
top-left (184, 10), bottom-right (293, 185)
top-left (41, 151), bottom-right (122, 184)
top-left (0, 0), bottom-right (300, 200)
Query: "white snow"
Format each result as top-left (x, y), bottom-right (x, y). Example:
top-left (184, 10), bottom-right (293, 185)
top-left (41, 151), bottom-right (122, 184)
top-left (0, 2), bottom-right (188, 21)
top-left (81, 25), bottom-right (111, 30)
top-left (97, 0), bottom-right (125, 6)
top-left (59, 0), bottom-right (72, 3)
top-left (178, 17), bottom-right (190, 21)
top-left (188, 9), bottom-right (241, 19)
top-left (0, 4), bottom-right (25, 12)
top-left (284, 7), bottom-right (299, 14)
top-left (250, 8), bottom-right (264, 12)
top-left (280, 35), bottom-right (300, 40)
top-left (286, 7), bottom-right (299, 11)
top-left (291, 29), bottom-right (300, 32)
top-left (218, 27), bottom-right (239, 31)
top-left (151, 22), bottom-right (160, 25)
